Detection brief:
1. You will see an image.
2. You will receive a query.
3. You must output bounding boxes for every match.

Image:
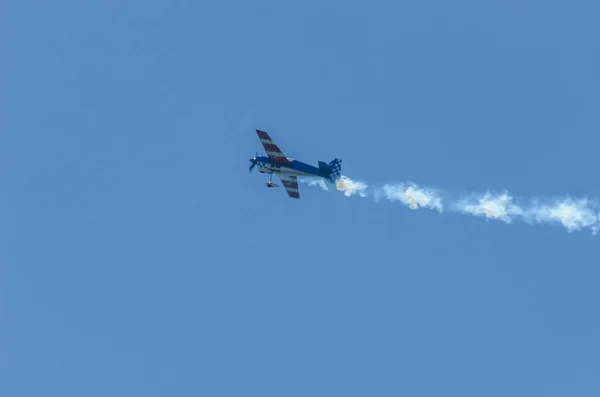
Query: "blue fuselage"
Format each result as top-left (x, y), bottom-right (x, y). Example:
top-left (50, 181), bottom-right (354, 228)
top-left (253, 156), bottom-right (326, 178)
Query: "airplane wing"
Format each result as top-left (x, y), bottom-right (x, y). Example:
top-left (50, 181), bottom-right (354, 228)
top-left (278, 174), bottom-right (300, 199)
top-left (255, 130), bottom-right (291, 165)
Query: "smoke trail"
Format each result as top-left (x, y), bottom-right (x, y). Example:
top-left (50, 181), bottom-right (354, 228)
top-left (304, 175), bottom-right (600, 235)
top-left (454, 192), bottom-right (523, 223)
top-left (525, 197), bottom-right (600, 234)
top-left (454, 192), bottom-right (599, 233)
top-left (379, 183), bottom-right (444, 212)
top-left (301, 177), bottom-right (330, 191)
top-left (336, 176), bottom-right (369, 197)
top-left (301, 176), bottom-right (369, 196)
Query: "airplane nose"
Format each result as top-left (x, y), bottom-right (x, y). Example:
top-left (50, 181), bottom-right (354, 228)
top-left (249, 157), bottom-right (257, 172)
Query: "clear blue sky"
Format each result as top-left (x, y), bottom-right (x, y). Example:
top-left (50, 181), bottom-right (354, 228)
top-left (2, 1), bottom-right (600, 396)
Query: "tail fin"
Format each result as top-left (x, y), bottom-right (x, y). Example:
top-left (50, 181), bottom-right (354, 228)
top-left (327, 158), bottom-right (342, 182)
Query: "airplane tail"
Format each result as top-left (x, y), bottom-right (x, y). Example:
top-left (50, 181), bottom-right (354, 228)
top-left (318, 158), bottom-right (342, 184)
top-left (326, 158), bottom-right (342, 183)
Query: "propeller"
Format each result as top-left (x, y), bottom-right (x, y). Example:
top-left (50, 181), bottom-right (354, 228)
top-left (249, 153), bottom-right (258, 172)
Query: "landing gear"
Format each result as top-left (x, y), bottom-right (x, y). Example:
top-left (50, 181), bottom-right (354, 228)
top-left (266, 173), bottom-right (279, 188)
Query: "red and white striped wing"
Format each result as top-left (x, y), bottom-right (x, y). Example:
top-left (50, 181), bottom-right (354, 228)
top-left (256, 130), bottom-right (291, 165)
top-left (278, 174), bottom-right (300, 199)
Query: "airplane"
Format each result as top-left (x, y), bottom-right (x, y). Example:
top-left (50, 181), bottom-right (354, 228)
top-left (249, 129), bottom-right (342, 199)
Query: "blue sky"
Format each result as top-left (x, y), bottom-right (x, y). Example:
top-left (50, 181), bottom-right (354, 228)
top-left (2, 1), bottom-right (600, 395)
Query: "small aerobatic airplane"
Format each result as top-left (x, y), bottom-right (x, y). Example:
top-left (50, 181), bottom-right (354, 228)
top-left (249, 129), bottom-right (342, 199)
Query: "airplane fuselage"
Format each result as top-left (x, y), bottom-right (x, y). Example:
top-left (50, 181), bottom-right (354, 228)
top-left (254, 155), bottom-right (326, 178)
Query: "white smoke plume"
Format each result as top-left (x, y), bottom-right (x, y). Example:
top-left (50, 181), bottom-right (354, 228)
top-left (303, 175), bottom-right (600, 235)
top-left (335, 176), bottom-right (369, 197)
top-left (300, 177), bottom-right (330, 191)
top-left (525, 198), bottom-right (600, 234)
top-left (300, 175), bottom-right (369, 197)
top-left (379, 183), bottom-right (444, 212)
top-left (454, 192), bottom-right (523, 223)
